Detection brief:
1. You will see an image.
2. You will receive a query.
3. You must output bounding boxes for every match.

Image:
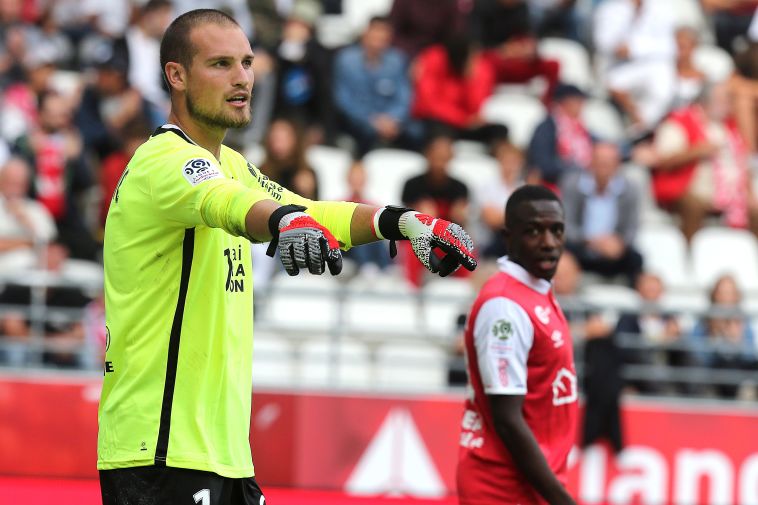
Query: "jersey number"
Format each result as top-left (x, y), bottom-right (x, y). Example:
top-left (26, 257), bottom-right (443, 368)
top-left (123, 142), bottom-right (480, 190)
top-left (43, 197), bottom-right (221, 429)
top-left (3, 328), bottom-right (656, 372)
top-left (193, 489), bottom-right (210, 505)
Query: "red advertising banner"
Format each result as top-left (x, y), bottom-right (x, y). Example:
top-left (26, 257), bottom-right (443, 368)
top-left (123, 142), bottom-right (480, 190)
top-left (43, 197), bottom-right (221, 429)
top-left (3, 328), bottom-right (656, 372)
top-left (1, 375), bottom-right (758, 504)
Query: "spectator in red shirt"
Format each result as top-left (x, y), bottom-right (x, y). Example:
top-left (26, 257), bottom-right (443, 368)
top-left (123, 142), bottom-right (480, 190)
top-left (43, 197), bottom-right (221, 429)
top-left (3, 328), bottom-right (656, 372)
top-left (99, 119), bottom-right (151, 227)
top-left (470, 0), bottom-right (561, 104)
top-left (412, 34), bottom-right (509, 149)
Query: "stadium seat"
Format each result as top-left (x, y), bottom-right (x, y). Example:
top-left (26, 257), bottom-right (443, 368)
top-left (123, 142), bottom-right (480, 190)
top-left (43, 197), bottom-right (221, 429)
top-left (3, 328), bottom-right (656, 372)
top-left (538, 38), bottom-right (593, 91)
top-left (315, 14), bottom-right (357, 49)
top-left (635, 224), bottom-right (692, 289)
top-left (453, 140), bottom-right (488, 158)
top-left (622, 163), bottom-right (674, 226)
top-left (693, 45), bottom-right (735, 83)
top-left (581, 284), bottom-right (640, 313)
top-left (449, 154), bottom-right (500, 193)
top-left (244, 143), bottom-right (264, 166)
top-left (306, 145), bottom-right (353, 201)
top-left (581, 98), bottom-right (625, 141)
top-left (344, 274), bottom-right (421, 337)
top-left (252, 332), bottom-right (297, 386)
top-left (670, 0), bottom-right (713, 41)
top-left (343, 0), bottom-right (393, 34)
top-left (481, 93), bottom-right (546, 148)
top-left (421, 278), bottom-right (474, 338)
top-left (298, 338), bottom-right (373, 388)
top-left (691, 228), bottom-right (758, 292)
top-left (362, 148), bottom-right (426, 204)
top-left (375, 343), bottom-right (448, 391)
top-left (263, 273), bottom-right (341, 333)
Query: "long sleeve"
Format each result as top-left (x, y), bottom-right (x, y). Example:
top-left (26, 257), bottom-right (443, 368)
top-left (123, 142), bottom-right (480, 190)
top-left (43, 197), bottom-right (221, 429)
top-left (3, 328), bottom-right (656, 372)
top-left (617, 179), bottom-right (640, 245)
top-left (243, 162), bottom-right (358, 249)
top-left (412, 48), bottom-right (470, 127)
top-left (560, 172), bottom-right (584, 244)
top-left (527, 117), bottom-right (572, 184)
top-left (333, 47), bottom-right (374, 132)
top-left (384, 50), bottom-right (411, 122)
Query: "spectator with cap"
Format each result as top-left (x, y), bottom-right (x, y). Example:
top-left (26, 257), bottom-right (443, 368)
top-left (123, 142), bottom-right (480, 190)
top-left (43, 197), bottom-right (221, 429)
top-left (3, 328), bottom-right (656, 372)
top-left (561, 141), bottom-right (643, 286)
top-left (527, 83), bottom-right (592, 188)
top-left (74, 42), bottom-right (152, 160)
top-left (333, 16), bottom-right (419, 156)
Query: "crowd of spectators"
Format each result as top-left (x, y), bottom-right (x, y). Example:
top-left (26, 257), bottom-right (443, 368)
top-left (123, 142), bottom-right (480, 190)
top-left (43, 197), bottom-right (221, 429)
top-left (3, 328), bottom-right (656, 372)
top-left (0, 0), bottom-right (757, 400)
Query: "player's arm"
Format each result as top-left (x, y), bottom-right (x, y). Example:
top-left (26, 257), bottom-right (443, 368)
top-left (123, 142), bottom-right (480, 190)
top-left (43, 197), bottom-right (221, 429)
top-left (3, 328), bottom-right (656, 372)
top-left (150, 154), bottom-right (343, 275)
top-left (473, 297), bottom-right (576, 505)
top-left (489, 396), bottom-right (576, 505)
top-left (245, 163), bottom-right (478, 276)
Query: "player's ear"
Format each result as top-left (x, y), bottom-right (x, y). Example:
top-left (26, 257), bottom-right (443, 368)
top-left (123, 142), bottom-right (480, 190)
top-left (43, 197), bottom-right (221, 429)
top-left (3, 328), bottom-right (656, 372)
top-left (165, 62), bottom-right (187, 92)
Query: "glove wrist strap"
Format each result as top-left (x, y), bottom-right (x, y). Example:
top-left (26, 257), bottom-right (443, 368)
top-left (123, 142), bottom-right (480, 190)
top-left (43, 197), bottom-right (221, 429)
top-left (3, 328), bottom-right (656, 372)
top-left (376, 205), bottom-right (413, 241)
top-left (266, 204), bottom-right (307, 257)
top-left (375, 205), bottom-right (414, 259)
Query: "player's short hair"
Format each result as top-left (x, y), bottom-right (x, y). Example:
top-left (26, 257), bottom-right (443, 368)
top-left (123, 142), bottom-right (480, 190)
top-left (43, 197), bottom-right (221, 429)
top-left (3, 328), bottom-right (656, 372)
top-left (160, 9), bottom-right (240, 86)
top-left (505, 185), bottom-right (562, 229)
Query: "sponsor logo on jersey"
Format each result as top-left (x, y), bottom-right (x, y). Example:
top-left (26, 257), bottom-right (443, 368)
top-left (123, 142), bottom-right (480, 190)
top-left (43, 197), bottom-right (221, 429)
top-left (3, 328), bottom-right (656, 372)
top-left (247, 162), bottom-right (283, 201)
top-left (182, 158), bottom-right (222, 186)
top-left (492, 319), bottom-right (513, 340)
top-left (551, 329), bottom-right (564, 348)
top-left (535, 305), bottom-right (551, 325)
top-left (552, 368), bottom-right (578, 406)
top-left (497, 358), bottom-right (509, 386)
top-left (224, 244), bottom-right (246, 292)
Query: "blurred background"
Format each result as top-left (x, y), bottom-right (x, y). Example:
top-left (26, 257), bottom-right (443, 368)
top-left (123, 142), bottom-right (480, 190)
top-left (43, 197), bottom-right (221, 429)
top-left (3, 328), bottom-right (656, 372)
top-left (1, 0), bottom-right (758, 504)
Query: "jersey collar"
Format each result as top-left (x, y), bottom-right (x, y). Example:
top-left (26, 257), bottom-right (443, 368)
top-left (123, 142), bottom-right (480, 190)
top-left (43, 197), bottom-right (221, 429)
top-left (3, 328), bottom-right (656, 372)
top-left (152, 123), bottom-right (199, 146)
top-left (497, 256), bottom-right (552, 295)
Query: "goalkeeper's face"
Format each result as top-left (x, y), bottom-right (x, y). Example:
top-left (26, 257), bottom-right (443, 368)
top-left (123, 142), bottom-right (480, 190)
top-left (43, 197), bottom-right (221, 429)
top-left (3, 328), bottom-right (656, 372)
top-left (184, 22), bottom-right (254, 130)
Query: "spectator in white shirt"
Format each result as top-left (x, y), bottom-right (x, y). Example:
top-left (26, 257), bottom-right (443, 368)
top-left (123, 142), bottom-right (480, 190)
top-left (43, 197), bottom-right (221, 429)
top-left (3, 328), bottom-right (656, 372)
top-left (0, 157), bottom-right (57, 273)
top-left (594, 0), bottom-right (677, 132)
top-left (123, 0), bottom-right (174, 123)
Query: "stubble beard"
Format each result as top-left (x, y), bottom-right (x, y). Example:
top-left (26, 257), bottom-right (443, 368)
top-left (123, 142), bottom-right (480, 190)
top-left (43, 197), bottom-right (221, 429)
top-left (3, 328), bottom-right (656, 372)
top-left (186, 91), bottom-right (253, 130)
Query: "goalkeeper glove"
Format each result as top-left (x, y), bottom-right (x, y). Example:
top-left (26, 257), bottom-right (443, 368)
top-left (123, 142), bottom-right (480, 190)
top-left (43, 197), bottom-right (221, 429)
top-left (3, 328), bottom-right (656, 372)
top-left (266, 204), bottom-right (343, 276)
top-left (373, 206), bottom-right (477, 277)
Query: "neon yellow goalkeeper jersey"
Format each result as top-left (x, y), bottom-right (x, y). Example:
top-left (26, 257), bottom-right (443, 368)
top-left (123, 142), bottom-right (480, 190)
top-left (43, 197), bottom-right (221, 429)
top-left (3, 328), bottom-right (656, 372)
top-left (98, 124), bottom-right (357, 477)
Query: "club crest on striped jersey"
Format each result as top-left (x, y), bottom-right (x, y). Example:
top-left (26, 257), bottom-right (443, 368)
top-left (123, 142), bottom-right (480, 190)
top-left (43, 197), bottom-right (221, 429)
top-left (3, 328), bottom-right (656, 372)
top-left (182, 158), bottom-right (222, 186)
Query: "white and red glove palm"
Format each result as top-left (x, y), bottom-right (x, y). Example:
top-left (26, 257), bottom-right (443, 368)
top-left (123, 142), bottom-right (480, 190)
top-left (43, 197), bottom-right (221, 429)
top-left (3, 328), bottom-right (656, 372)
top-left (266, 205), bottom-right (342, 276)
top-left (374, 206), bottom-right (477, 276)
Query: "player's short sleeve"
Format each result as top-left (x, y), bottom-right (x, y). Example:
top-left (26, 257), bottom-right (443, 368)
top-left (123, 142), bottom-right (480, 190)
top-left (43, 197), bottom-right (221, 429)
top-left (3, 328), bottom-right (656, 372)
top-left (473, 297), bottom-right (534, 395)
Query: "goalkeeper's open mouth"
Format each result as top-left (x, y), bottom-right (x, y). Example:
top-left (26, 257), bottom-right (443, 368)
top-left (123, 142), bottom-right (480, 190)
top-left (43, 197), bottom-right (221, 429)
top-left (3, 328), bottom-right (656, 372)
top-left (226, 93), bottom-right (250, 108)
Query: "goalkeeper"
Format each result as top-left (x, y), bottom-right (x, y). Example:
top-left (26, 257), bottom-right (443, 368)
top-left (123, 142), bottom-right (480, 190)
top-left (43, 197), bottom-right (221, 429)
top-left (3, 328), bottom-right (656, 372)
top-left (98, 8), bottom-right (477, 505)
